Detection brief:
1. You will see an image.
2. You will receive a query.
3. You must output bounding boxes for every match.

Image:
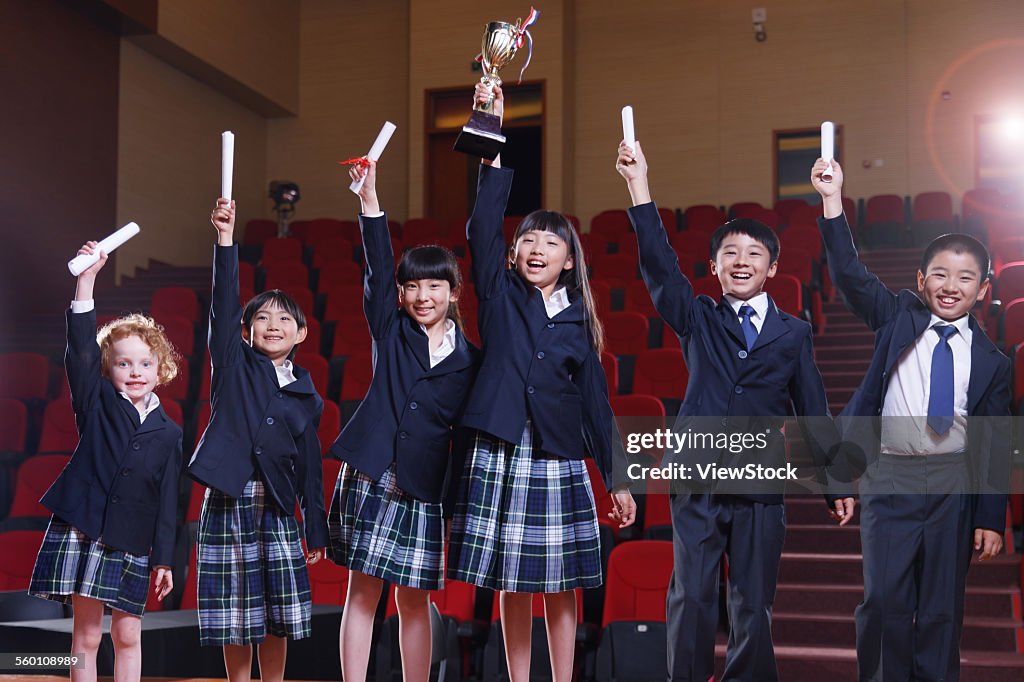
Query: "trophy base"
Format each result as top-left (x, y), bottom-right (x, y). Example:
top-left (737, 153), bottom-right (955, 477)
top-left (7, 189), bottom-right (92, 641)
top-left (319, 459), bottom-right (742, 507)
top-left (453, 111), bottom-right (506, 160)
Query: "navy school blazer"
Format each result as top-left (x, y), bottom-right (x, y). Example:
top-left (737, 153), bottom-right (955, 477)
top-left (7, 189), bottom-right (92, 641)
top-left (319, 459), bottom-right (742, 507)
top-left (329, 212), bottom-right (480, 503)
top-left (819, 213), bottom-right (1011, 531)
top-left (188, 245), bottom-right (329, 549)
top-left (627, 201), bottom-right (844, 505)
top-left (460, 165), bottom-right (629, 491)
top-left (41, 308), bottom-right (182, 566)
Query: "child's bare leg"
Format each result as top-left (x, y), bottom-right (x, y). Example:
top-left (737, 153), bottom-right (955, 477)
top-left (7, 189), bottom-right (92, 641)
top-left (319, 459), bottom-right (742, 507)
top-left (70, 595), bottom-right (104, 682)
top-left (542, 590), bottom-right (576, 682)
top-left (223, 644), bottom-right (252, 682)
top-left (109, 609), bottom-right (142, 682)
top-left (395, 585), bottom-right (432, 682)
top-left (256, 634), bottom-right (287, 682)
top-left (339, 571), bottom-right (384, 682)
top-left (500, 591), bottom-right (533, 682)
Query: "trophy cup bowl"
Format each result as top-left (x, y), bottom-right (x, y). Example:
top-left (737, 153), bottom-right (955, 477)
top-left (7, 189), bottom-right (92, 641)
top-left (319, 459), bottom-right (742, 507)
top-left (453, 21), bottom-right (522, 160)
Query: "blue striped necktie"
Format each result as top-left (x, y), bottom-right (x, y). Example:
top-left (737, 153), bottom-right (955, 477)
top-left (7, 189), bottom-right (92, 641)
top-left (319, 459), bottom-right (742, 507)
top-left (926, 324), bottom-right (957, 436)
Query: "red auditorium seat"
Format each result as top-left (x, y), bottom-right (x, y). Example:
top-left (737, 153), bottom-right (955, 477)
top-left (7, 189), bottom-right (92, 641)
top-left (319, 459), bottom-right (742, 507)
top-left (580, 232), bottom-right (611, 260)
top-left (749, 207), bottom-right (780, 229)
top-left (310, 238), bottom-right (356, 271)
top-left (765, 274), bottom-right (805, 317)
top-left (594, 540), bottom-right (674, 681)
top-left (961, 187), bottom-right (1004, 236)
top-left (242, 219), bottom-right (277, 246)
top-left (780, 225), bottom-right (822, 261)
top-left (238, 261), bottom-right (256, 290)
top-left (842, 197), bottom-right (858, 230)
top-left (603, 312), bottom-right (650, 356)
top-left (729, 202), bottom-right (763, 219)
top-left (185, 480), bottom-right (206, 524)
top-left (1015, 344), bottom-right (1024, 411)
top-left (294, 352), bottom-right (329, 397)
top-left (503, 216), bottom-right (523, 243)
top-left (662, 324), bottom-right (680, 349)
top-left (7, 455), bottom-right (70, 519)
top-left (197, 354), bottom-right (212, 401)
top-left (308, 554), bottom-right (349, 606)
top-left (610, 394), bottom-right (665, 418)
top-left (657, 207), bottom-right (677, 232)
top-left (591, 280), bottom-right (613, 317)
top-left (591, 253), bottom-right (638, 288)
top-left (690, 276), bottom-right (722, 299)
top-left (263, 262), bottom-right (310, 291)
top-left (633, 349), bottom-right (688, 409)
top-left (683, 204), bottom-right (725, 233)
top-left (865, 194), bottom-right (906, 247)
top-left (37, 399), bottom-right (78, 454)
top-left (340, 352), bottom-right (373, 401)
top-left (151, 287), bottom-right (200, 322)
top-left (322, 285), bottom-right (371, 322)
top-left (316, 261), bottom-right (363, 293)
top-left (671, 231), bottom-right (710, 277)
top-left (911, 191), bottom-right (954, 244)
top-left (287, 220), bottom-right (312, 242)
top-left (301, 317), bottom-right (322, 356)
top-left (777, 248), bottom-right (815, 287)
top-left (0, 398), bottom-right (28, 453)
top-left (322, 459), bottom-right (341, 505)
top-left (402, 218), bottom-right (444, 245)
top-left (0, 530), bottom-right (46, 590)
top-left (260, 237), bottom-right (304, 265)
top-left (993, 242), bottom-right (1024, 279)
top-left (298, 218), bottom-right (347, 246)
top-left (155, 362), bottom-right (189, 402)
top-left (997, 262), bottom-right (1024, 302)
top-left (624, 280), bottom-right (658, 317)
top-left (773, 198), bottom-right (809, 226)
top-left (601, 352), bottom-right (620, 395)
top-left (161, 399), bottom-right (183, 427)
top-left (787, 203), bottom-right (820, 228)
top-left (330, 324), bottom-right (372, 358)
top-left (565, 214), bottom-right (582, 231)
top-left (1002, 298), bottom-right (1024, 349)
top-left (591, 210), bottom-right (632, 240)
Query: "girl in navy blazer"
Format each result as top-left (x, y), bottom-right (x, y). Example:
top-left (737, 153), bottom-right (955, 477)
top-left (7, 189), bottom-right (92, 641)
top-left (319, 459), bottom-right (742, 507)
top-left (447, 85), bottom-right (636, 682)
top-left (328, 160), bottom-right (479, 682)
top-left (188, 200), bottom-right (327, 682)
top-left (30, 242), bottom-right (181, 682)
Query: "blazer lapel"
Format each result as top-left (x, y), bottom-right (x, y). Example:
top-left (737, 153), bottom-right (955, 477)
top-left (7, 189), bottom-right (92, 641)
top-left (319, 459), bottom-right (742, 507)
top-left (885, 300), bottom-right (932, 373)
top-left (716, 299), bottom-right (747, 349)
top-left (425, 331), bottom-right (475, 377)
top-left (399, 315), bottom-right (431, 372)
top-left (135, 407), bottom-right (171, 435)
top-left (751, 298), bottom-right (790, 350)
top-left (967, 316), bottom-right (1000, 415)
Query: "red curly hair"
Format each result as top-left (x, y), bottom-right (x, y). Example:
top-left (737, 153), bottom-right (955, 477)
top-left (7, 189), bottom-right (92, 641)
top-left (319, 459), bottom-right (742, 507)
top-left (96, 314), bottom-right (180, 386)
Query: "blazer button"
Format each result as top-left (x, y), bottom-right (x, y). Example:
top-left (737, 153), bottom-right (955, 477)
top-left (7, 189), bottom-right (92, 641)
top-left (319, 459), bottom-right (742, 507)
top-left (255, 447), bottom-right (263, 455)
top-left (527, 386), bottom-right (536, 394)
top-left (409, 401), bottom-right (418, 410)
top-left (734, 386), bottom-right (743, 395)
top-left (121, 468), bottom-right (130, 477)
top-left (111, 495), bottom-right (120, 503)
top-left (132, 441), bottom-right (141, 450)
top-left (536, 351), bottom-right (545, 359)
top-left (721, 418), bottom-right (728, 427)
top-left (737, 350), bottom-right (748, 359)
top-left (399, 431), bottom-right (408, 440)
top-left (276, 391), bottom-right (284, 398)
top-left (547, 322), bottom-right (555, 329)
top-left (266, 417), bottom-right (275, 425)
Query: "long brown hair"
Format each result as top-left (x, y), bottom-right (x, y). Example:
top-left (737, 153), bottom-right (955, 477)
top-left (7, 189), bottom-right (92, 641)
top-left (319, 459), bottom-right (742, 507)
top-left (510, 210), bottom-right (605, 353)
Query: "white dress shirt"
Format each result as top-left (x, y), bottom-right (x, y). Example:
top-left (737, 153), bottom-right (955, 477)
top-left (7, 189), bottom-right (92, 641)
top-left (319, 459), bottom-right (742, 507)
top-left (275, 359), bottom-right (297, 387)
top-left (723, 292), bottom-right (769, 333)
top-left (420, 318), bottom-right (457, 368)
top-left (881, 314), bottom-right (972, 456)
top-left (537, 285), bottom-right (571, 318)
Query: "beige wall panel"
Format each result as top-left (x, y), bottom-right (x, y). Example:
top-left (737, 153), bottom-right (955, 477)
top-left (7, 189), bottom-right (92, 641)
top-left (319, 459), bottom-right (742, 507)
top-left (157, 0), bottom-right (299, 113)
top-left (267, 0), bottom-right (410, 223)
top-left (117, 40), bottom-right (267, 279)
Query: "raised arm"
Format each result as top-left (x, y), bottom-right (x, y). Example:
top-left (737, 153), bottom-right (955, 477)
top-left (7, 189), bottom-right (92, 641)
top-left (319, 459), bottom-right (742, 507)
top-left (467, 84), bottom-right (514, 301)
top-left (351, 160), bottom-right (398, 339)
top-left (209, 199), bottom-right (244, 367)
top-left (65, 242), bottom-right (107, 418)
top-left (617, 141), bottom-right (696, 337)
top-left (812, 160), bottom-right (898, 330)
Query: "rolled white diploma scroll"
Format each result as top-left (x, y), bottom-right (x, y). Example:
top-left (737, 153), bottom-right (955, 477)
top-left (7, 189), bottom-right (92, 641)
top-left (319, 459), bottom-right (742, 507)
top-left (222, 131), bottom-right (235, 200)
top-left (68, 222), bottom-right (141, 276)
top-left (622, 106), bottom-right (635, 152)
top-left (349, 122), bottom-right (398, 194)
top-left (821, 121), bottom-right (834, 182)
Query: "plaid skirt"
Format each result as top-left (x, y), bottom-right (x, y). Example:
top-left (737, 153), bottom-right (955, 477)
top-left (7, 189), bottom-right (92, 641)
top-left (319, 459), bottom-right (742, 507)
top-left (447, 421), bottom-right (603, 593)
top-left (197, 479), bottom-right (312, 646)
top-left (328, 463), bottom-right (444, 590)
top-left (29, 516), bottom-right (150, 617)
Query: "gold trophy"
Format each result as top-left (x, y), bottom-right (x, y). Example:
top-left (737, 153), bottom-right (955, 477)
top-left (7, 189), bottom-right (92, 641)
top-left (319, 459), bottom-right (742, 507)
top-left (454, 9), bottom-right (539, 160)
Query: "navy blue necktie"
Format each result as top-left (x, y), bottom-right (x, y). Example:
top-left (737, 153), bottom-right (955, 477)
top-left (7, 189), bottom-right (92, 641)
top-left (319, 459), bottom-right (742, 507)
top-left (927, 324), bottom-right (957, 436)
top-left (738, 305), bottom-right (758, 351)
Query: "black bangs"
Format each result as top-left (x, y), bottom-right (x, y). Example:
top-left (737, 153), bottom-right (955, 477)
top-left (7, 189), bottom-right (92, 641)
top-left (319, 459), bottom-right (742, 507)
top-left (513, 210), bottom-right (576, 247)
top-left (396, 245), bottom-right (462, 289)
top-left (242, 289), bottom-right (308, 330)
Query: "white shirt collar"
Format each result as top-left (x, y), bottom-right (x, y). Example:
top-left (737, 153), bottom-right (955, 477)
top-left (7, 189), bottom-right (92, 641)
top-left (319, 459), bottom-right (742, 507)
top-left (419, 319), bottom-right (458, 368)
top-left (119, 391), bottom-right (161, 422)
top-left (275, 359), bottom-right (297, 387)
top-left (724, 291), bottom-right (769, 320)
top-left (536, 285), bottom-right (571, 318)
top-left (929, 313), bottom-right (969, 335)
